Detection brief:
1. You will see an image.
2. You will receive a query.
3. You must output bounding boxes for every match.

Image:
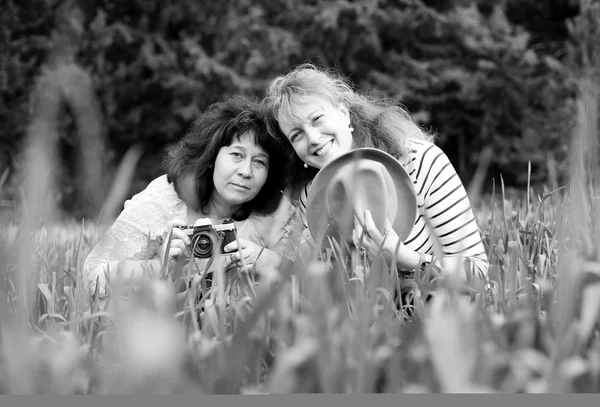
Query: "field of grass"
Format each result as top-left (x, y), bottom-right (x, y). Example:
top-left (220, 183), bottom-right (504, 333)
top-left (1, 72), bottom-right (600, 395)
top-left (1, 171), bottom-right (599, 394)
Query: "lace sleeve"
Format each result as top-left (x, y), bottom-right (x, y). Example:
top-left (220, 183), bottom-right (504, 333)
top-left (83, 175), bottom-right (186, 298)
top-left (269, 198), bottom-right (303, 262)
top-left (246, 193), bottom-right (302, 262)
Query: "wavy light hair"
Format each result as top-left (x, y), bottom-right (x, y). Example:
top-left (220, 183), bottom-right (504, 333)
top-left (263, 63), bottom-right (435, 199)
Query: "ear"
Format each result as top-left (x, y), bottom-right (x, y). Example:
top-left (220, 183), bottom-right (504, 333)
top-left (338, 102), bottom-right (350, 120)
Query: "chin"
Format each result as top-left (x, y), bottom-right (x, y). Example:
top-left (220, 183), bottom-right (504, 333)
top-left (233, 194), bottom-right (257, 205)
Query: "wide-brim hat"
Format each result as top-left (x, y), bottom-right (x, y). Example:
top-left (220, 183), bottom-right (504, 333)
top-left (306, 148), bottom-right (417, 251)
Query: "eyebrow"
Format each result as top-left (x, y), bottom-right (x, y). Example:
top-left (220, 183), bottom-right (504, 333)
top-left (229, 145), bottom-right (269, 160)
top-left (256, 153), bottom-right (269, 161)
top-left (286, 108), bottom-right (321, 137)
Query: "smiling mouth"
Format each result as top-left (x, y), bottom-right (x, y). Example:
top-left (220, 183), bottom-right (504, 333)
top-left (314, 140), bottom-right (333, 156)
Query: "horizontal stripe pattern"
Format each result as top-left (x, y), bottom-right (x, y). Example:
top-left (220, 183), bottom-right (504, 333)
top-left (401, 139), bottom-right (488, 275)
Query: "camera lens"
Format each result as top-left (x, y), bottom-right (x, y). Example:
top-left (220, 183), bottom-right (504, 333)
top-left (192, 233), bottom-right (213, 257)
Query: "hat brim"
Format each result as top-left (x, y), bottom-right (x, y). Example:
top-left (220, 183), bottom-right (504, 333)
top-left (306, 148), bottom-right (417, 250)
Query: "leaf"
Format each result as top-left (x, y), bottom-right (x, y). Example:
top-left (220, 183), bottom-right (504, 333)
top-left (423, 292), bottom-right (479, 393)
top-left (37, 283), bottom-right (52, 302)
top-left (159, 227), bottom-right (175, 279)
top-left (543, 55), bottom-right (564, 72)
top-left (213, 277), bottom-right (287, 394)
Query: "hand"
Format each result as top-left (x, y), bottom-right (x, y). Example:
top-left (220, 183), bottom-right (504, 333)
top-left (352, 210), bottom-right (405, 266)
top-left (156, 220), bottom-right (193, 266)
top-left (223, 238), bottom-right (281, 274)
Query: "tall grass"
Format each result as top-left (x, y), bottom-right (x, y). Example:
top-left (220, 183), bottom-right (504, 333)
top-left (2, 136), bottom-right (600, 394)
top-left (3, 128), bottom-right (600, 394)
top-left (3, 106), bottom-right (600, 395)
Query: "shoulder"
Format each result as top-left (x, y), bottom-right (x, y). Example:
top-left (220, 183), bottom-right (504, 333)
top-left (128, 175), bottom-right (178, 202)
top-left (405, 138), bottom-right (445, 158)
top-left (403, 139), bottom-right (450, 173)
top-left (245, 194), bottom-right (298, 240)
top-left (247, 193), bottom-right (297, 226)
top-left (144, 174), bottom-right (175, 193)
top-left (124, 174), bottom-right (184, 215)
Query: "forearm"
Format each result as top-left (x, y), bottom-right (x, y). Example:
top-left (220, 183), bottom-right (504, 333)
top-left (394, 245), bottom-right (424, 272)
top-left (258, 248), bottom-right (285, 271)
top-left (113, 257), bottom-right (163, 282)
top-left (87, 257), bottom-right (163, 298)
top-left (394, 249), bottom-right (489, 292)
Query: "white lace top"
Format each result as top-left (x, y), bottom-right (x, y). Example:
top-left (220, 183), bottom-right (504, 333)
top-left (83, 174), bottom-right (299, 298)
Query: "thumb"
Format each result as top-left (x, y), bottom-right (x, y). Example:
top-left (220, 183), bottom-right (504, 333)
top-left (363, 210), bottom-right (383, 243)
top-left (167, 219), bottom-right (187, 229)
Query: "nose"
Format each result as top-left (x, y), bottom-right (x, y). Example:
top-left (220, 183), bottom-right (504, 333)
top-left (237, 157), bottom-right (252, 178)
top-left (305, 127), bottom-right (321, 145)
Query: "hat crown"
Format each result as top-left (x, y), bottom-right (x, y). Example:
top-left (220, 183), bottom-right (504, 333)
top-left (306, 148), bottom-right (417, 250)
top-left (326, 160), bottom-right (398, 238)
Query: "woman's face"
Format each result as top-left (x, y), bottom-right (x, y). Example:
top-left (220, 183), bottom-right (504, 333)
top-left (277, 96), bottom-right (353, 169)
top-left (212, 131), bottom-right (269, 208)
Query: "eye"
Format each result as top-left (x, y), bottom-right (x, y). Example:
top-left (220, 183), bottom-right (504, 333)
top-left (230, 152), bottom-right (244, 160)
top-left (290, 130), bottom-right (304, 143)
top-left (311, 115), bottom-right (323, 124)
top-left (253, 159), bottom-right (268, 168)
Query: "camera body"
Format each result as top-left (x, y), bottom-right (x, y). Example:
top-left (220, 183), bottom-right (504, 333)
top-left (176, 218), bottom-right (237, 259)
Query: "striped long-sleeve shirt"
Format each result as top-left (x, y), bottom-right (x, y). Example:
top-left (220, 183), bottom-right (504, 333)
top-left (297, 139), bottom-right (489, 277)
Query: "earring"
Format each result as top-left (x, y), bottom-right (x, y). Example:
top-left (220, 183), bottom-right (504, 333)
top-left (349, 124), bottom-right (354, 133)
top-left (303, 163), bottom-right (308, 169)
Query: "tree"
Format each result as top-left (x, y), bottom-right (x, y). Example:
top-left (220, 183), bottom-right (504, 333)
top-left (0, 0), bottom-right (585, 219)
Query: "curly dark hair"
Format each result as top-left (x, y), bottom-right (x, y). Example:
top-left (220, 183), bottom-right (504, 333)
top-left (163, 96), bottom-right (286, 221)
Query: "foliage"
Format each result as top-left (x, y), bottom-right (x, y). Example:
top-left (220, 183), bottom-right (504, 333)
top-left (1, 1), bottom-right (586, 200)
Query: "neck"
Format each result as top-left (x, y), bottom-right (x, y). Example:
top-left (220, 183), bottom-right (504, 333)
top-left (205, 195), bottom-right (241, 221)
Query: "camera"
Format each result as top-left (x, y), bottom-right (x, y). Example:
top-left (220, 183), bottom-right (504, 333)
top-left (176, 218), bottom-right (237, 259)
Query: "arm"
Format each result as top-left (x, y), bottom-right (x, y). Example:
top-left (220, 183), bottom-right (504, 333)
top-left (266, 192), bottom-right (304, 263)
top-left (83, 176), bottom-right (185, 298)
top-left (403, 142), bottom-right (489, 279)
top-left (355, 142), bottom-right (488, 286)
top-left (225, 193), bottom-right (304, 273)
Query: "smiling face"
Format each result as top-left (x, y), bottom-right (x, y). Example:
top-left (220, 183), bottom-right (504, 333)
top-left (211, 131), bottom-right (269, 211)
top-left (277, 96), bottom-right (354, 169)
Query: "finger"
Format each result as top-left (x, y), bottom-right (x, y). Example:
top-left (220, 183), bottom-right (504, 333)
top-left (229, 252), bottom-right (249, 264)
top-left (169, 247), bottom-right (183, 259)
top-left (352, 227), bottom-right (366, 248)
top-left (238, 264), bottom-right (254, 273)
top-left (224, 238), bottom-right (247, 253)
top-left (367, 210), bottom-right (399, 245)
top-left (229, 253), bottom-right (237, 263)
top-left (363, 210), bottom-right (383, 244)
top-left (170, 240), bottom-right (191, 257)
top-left (233, 252), bottom-right (253, 268)
top-left (382, 215), bottom-right (397, 241)
top-left (170, 228), bottom-right (191, 245)
top-left (353, 216), bottom-right (368, 242)
top-left (223, 241), bottom-right (239, 253)
top-left (353, 227), bottom-right (375, 256)
top-left (167, 219), bottom-right (188, 231)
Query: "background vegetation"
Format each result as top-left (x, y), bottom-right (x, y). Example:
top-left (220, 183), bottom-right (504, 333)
top-left (0, 0), bottom-right (586, 220)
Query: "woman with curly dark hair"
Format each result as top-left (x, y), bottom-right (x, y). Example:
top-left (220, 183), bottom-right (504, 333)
top-left (84, 96), bottom-right (298, 300)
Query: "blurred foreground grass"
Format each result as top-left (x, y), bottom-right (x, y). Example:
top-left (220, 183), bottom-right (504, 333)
top-left (1, 180), bottom-right (600, 394)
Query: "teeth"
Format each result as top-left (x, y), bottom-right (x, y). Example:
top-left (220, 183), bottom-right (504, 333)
top-left (315, 141), bottom-right (333, 156)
